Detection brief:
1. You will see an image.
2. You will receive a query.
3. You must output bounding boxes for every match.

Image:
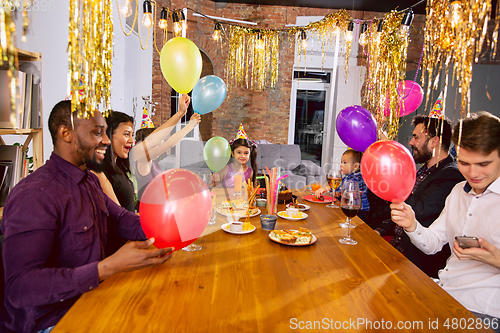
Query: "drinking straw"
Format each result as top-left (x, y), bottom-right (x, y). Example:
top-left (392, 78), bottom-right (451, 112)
top-left (274, 175), bottom-right (289, 214)
top-left (265, 175), bottom-right (270, 212)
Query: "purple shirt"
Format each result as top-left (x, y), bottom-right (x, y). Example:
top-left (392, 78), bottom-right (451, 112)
top-left (1, 152), bottom-right (146, 333)
top-left (222, 163), bottom-right (253, 188)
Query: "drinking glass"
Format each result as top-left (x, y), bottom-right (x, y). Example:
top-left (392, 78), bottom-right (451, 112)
top-left (208, 195), bottom-right (216, 225)
top-left (339, 181), bottom-right (358, 229)
top-left (182, 242), bottom-right (202, 251)
top-left (233, 174), bottom-right (242, 196)
top-left (199, 171), bottom-right (214, 191)
top-left (326, 168), bottom-right (342, 208)
top-left (339, 180), bottom-right (361, 245)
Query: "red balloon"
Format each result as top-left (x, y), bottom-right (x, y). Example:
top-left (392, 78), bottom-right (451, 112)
top-left (140, 169), bottom-right (211, 251)
top-left (361, 141), bottom-right (416, 202)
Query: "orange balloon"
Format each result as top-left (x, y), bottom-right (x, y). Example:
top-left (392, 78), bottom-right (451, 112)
top-left (160, 37), bottom-right (202, 94)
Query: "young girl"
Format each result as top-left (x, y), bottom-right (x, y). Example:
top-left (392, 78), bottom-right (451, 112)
top-left (215, 125), bottom-right (258, 188)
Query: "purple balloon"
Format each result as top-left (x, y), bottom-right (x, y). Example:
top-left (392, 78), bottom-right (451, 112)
top-left (336, 105), bottom-right (377, 152)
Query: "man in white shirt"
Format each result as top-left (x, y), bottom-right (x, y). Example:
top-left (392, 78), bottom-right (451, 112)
top-left (390, 111), bottom-right (500, 332)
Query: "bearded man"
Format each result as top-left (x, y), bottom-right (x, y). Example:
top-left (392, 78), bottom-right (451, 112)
top-left (373, 115), bottom-right (464, 278)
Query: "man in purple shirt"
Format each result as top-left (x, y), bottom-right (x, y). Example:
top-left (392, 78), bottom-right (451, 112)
top-left (1, 101), bottom-right (174, 333)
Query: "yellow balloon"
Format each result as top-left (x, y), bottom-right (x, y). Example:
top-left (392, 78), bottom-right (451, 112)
top-left (160, 37), bottom-right (202, 94)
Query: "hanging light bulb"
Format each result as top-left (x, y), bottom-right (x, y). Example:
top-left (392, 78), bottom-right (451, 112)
top-left (398, 8), bottom-right (414, 40)
top-left (358, 22), bottom-right (368, 46)
top-left (212, 22), bottom-right (222, 41)
top-left (300, 30), bottom-right (308, 51)
top-left (447, 1), bottom-right (462, 28)
top-left (375, 20), bottom-right (384, 44)
top-left (173, 11), bottom-right (182, 36)
top-left (346, 21), bottom-right (354, 42)
top-left (333, 24), bottom-right (341, 36)
top-left (119, 0), bottom-right (133, 18)
top-left (158, 8), bottom-right (168, 30)
top-left (180, 10), bottom-right (187, 31)
top-left (256, 33), bottom-right (265, 50)
top-left (142, 0), bottom-right (152, 28)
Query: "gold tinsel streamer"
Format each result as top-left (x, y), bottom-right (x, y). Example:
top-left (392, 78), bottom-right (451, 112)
top-left (421, 0), bottom-right (492, 119)
top-left (363, 11), bottom-right (407, 139)
top-left (288, 10), bottom-right (352, 72)
top-left (0, 8), bottom-right (19, 128)
top-left (226, 27), bottom-right (280, 91)
top-left (68, 0), bottom-right (113, 119)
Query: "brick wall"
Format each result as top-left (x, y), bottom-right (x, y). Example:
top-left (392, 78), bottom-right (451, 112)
top-left (152, 1), bottom-right (429, 143)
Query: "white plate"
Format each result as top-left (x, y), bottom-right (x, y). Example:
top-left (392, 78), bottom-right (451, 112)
top-left (277, 211), bottom-right (308, 221)
top-left (286, 203), bottom-right (310, 211)
top-left (216, 207), bottom-right (261, 218)
top-left (221, 223), bottom-right (256, 235)
top-left (269, 230), bottom-right (317, 246)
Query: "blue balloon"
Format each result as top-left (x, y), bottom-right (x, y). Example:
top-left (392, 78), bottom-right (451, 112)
top-left (192, 75), bottom-right (227, 115)
top-left (336, 105), bottom-right (377, 152)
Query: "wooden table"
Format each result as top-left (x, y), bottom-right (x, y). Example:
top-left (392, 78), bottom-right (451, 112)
top-left (53, 189), bottom-right (491, 332)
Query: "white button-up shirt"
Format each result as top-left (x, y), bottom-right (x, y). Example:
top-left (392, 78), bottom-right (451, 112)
top-left (407, 177), bottom-right (500, 318)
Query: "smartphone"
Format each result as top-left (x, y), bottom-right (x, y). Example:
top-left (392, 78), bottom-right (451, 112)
top-left (455, 236), bottom-right (481, 249)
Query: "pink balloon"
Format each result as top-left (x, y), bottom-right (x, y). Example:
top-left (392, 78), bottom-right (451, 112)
top-left (383, 80), bottom-right (424, 117)
top-left (139, 169), bottom-right (211, 251)
top-left (361, 141), bottom-right (416, 202)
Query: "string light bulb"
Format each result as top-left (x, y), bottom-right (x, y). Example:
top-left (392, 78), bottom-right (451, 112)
top-left (180, 10), bottom-right (187, 31)
top-left (158, 8), bottom-right (168, 30)
top-left (375, 20), bottom-right (384, 44)
top-left (213, 22), bottom-right (222, 41)
top-left (447, 1), bottom-right (462, 28)
top-left (119, 0), bottom-right (133, 18)
top-left (256, 33), bottom-right (265, 50)
top-left (300, 30), bottom-right (308, 51)
top-left (358, 22), bottom-right (368, 46)
top-left (172, 11), bottom-right (182, 36)
top-left (346, 21), bottom-right (354, 42)
top-left (398, 8), bottom-right (414, 39)
top-left (142, 0), bottom-right (153, 28)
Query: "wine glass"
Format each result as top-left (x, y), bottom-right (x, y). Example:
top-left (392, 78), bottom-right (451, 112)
top-left (199, 171), bottom-right (214, 191)
top-left (339, 181), bottom-right (358, 229)
top-left (326, 168), bottom-right (342, 208)
top-left (339, 180), bottom-right (361, 245)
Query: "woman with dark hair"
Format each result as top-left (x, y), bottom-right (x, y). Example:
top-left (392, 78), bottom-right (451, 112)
top-left (94, 94), bottom-right (199, 212)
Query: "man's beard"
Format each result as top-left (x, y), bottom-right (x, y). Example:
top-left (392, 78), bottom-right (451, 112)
top-left (86, 155), bottom-right (105, 172)
top-left (411, 142), bottom-right (433, 164)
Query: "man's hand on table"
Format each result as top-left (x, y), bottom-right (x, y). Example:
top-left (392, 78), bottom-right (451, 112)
top-left (98, 238), bottom-right (174, 281)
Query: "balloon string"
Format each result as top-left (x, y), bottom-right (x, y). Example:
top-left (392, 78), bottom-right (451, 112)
top-left (395, 41), bottom-right (425, 100)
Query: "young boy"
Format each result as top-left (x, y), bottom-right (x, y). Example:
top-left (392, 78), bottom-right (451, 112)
top-left (315, 149), bottom-right (370, 221)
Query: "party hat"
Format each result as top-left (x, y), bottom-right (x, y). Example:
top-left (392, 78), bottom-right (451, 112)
top-left (429, 92), bottom-right (444, 119)
top-left (235, 124), bottom-right (249, 140)
top-left (141, 107), bottom-right (155, 128)
top-left (229, 124), bottom-right (256, 146)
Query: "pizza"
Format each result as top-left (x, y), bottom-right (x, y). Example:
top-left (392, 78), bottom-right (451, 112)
top-left (269, 228), bottom-right (313, 244)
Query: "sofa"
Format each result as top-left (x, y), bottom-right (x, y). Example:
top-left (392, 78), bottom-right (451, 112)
top-left (171, 140), bottom-right (323, 190)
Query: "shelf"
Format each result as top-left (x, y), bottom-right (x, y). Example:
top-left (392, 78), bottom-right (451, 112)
top-left (0, 128), bottom-right (42, 135)
top-left (17, 48), bottom-right (41, 62)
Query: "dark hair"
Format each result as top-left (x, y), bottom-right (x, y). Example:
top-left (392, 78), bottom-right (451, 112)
top-left (135, 128), bottom-right (155, 143)
top-left (103, 111), bottom-right (134, 177)
top-left (48, 100), bottom-right (79, 145)
top-left (412, 115), bottom-right (453, 151)
top-left (231, 138), bottom-right (258, 185)
top-left (451, 111), bottom-right (500, 156)
top-left (343, 149), bottom-right (362, 164)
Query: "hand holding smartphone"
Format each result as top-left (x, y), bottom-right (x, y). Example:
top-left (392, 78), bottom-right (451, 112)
top-left (455, 236), bottom-right (481, 249)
